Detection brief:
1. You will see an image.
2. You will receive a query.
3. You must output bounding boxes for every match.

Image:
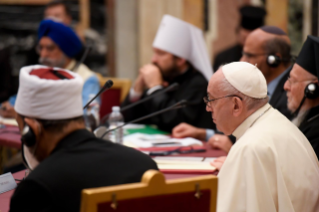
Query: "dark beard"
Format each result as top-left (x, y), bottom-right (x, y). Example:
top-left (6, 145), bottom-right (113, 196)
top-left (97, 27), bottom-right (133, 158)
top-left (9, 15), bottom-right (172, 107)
top-left (153, 62), bottom-right (181, 83)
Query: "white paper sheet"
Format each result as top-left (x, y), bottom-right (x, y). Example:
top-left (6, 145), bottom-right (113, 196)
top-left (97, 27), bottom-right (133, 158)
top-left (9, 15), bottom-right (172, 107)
top-left (123, 133), bottom-right (203, 148)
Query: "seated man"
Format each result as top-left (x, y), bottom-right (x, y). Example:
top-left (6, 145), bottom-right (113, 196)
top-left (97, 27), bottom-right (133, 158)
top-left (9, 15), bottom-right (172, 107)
top-left (284, 35), bottom-right (319, 159)
top-left (208, 62), bottom-right (319, 212)
top-left (121, 15), bottom-right (214, 132)
top-left (173, 26), bottom-right (292, 152)
top-left (9, 65), bottom-right (157, 212)
top-left (37, 19), bottom-right (99, 107)
top-left (0, 19), bottom-right (100, 118)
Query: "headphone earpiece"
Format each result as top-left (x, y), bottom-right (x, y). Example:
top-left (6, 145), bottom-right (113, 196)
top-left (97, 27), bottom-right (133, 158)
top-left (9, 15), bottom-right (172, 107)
top-left (304, 83), bottom-right (319, 99)
top-left (267, 55), bottom-right (281, 67)
top-left (21, 124), bottom-right (36, 147)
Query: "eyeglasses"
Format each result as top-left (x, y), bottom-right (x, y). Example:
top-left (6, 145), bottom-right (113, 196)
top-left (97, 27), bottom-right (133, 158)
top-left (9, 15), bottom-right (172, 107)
top-left (203, 95), bottom-right (242, 107)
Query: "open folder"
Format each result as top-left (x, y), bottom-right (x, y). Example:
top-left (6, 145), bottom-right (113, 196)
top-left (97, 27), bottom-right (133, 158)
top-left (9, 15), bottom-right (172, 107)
top-left (154, 157), bottom-right (217, 174)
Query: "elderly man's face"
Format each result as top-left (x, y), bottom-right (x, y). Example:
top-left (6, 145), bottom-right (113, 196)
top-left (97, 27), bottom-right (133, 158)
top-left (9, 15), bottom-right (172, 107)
top-left (206, 70), bottom-right (235, 135)
top-left (240, 29), bottom-right (271, 83)
top-left (38, 37), bottom-right (68, 68)
top-left (284, 64), bottom-right (317, 112)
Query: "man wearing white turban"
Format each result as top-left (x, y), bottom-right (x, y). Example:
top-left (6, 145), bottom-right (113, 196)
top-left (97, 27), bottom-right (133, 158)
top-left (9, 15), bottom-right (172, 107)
top-left (10, 65), bottom-right (157, 212)
top-left (206, 62), bottom-right (319, 212)
top-left (121, 15), bottom-right (214, 132)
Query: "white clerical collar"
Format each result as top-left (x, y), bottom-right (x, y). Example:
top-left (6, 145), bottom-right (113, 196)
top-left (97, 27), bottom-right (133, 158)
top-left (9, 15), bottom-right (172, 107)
top-left (232, 103), bottom-right (272, 140)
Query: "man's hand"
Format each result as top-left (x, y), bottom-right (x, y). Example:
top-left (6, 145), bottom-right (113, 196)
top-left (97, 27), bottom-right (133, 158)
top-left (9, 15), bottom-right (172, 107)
top-left (172, 122), bottom-right (206, 141)
top-left (133, 74), bottom-right (145, 94)
top-left (140, 64), bottom-right (163, 89)
top-left (0, 101), bottom-right (16, 118)
top-left (210, 156), bottom-right (227, 170)
top-left (208, 134), bottom-right (233, 153)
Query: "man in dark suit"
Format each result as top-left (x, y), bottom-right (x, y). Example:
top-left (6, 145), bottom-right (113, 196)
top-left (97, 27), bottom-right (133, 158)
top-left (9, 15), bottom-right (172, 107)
top-left (173, 26), bottom-right (293, 156)
top-left (284, 35), bottom-right (319, 159)
top-left (9, 66), bottom-right (158, 212)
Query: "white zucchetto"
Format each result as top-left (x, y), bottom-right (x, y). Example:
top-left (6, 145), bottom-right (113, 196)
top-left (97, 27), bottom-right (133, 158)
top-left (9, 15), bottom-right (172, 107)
top-left (222, 62), bottom-right (268, 98)
top-left (153, 15), bottom-right (213, 81)
top-left (14, 65), bottom-right (84, 120)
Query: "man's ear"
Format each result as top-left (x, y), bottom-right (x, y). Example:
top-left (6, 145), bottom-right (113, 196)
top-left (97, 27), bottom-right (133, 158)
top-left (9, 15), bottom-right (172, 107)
top-left (232, 97), bottom-right (243, 117)
top-left (24, 118), bottom-right (42, 138)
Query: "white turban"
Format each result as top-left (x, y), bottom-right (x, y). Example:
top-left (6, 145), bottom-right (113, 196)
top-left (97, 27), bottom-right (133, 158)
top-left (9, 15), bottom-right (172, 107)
top-left (153, 15), bottom-right (213, 81)
top-left (14, 65), bottom-right (84, 120)
top-left (222, 62), bottom-right (268, 98)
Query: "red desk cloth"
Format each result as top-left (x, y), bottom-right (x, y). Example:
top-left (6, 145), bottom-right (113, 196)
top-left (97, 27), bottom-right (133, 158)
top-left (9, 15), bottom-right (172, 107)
top-left (0, 126), bottom-right (21, 149)
top-left (0, 170), bottom-right (25, 212)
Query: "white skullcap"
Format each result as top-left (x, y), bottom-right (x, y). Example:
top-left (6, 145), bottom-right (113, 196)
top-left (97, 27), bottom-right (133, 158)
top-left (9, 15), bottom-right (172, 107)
top-left (14, 65), bottom-right (84, 120)
top-left (153, 15), bottom-right (213, 81)
top-left (222, 62), bottom-right (267, 98)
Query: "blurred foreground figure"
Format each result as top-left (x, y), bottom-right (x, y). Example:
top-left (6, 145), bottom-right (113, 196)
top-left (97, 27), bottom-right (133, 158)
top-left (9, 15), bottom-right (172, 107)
top-left (9, 66), bottom-right (157, 212)
top-left (284, 35), bottom-right (319, 159)
top-left (207, 62), bottom-right (319, 212)
top-left (122, 15), bottom-right (215, 132)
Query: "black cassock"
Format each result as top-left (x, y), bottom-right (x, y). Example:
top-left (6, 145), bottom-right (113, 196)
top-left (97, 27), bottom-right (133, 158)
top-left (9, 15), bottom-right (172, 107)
top-left (298, 105), bottom-right (319, 159)
top-left (10, 130), bottom-right (158, 212)
top-left (121, 67), bottom-right (216, 132)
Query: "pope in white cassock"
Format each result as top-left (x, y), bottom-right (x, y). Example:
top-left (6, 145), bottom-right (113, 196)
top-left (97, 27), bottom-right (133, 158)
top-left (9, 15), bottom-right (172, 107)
top-left (205, 62), bottom-right (319, 212)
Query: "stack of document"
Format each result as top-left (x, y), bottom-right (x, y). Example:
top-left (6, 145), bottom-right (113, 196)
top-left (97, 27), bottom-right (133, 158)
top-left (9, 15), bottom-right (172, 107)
top-left (123, 133), bottom-right (202, 148)
top-left (153, 157), bottom-right (217, 174)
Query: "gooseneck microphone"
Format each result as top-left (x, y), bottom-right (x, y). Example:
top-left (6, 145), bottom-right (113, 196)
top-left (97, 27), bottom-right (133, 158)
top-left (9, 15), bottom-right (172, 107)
top-left (100, 82), bottom-right (179, 123)
top-left (99, 99), bottom-right (188, 139)
top-left (83, 80), bottom-right (114, 110)
top-left (72, 43), bottom-right (92, 72)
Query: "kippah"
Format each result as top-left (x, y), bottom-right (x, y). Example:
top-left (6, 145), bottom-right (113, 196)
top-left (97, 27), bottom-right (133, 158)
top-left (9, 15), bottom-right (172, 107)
top-left (260, 26), bottom-right (287, 35)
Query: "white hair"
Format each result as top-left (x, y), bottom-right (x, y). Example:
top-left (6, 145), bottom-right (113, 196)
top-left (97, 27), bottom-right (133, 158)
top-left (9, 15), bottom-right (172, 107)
top-left (219, 77), bottom-right (269, 110)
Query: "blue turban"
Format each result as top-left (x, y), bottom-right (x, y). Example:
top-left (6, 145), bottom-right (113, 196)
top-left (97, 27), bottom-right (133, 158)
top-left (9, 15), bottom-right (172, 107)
top-left (38, 19), bottom-right (82, 58)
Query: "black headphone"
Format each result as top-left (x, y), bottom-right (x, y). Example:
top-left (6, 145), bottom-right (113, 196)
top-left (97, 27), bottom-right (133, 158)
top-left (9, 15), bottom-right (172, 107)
top-left (305, 82), bottom-right (319, 99)
top-left (267, 55), bottom-right (281, 67)
top-left (21, 124), bottom-right (36, 147)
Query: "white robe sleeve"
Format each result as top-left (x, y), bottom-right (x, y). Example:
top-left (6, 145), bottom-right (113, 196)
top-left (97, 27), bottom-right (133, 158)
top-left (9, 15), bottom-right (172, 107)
top-left (217, 141), bottom-right (280, 212)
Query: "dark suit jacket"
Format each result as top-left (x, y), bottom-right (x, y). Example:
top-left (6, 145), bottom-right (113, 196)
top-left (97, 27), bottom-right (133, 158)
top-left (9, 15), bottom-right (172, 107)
top-left (10, 129), bottom-right (158, 212)
top-left (213, 44), bottom-right (242, 71)
top-left (121, 67), bottom-right (215, 132)
top-left (269, 68), bottom-right (293, 120)
top-left (299, 105), bottom-right (319, 159)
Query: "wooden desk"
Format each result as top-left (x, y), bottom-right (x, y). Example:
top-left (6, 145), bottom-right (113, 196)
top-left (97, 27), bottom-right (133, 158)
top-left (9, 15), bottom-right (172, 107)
top-left (0, 129), bottom-right (226, 212)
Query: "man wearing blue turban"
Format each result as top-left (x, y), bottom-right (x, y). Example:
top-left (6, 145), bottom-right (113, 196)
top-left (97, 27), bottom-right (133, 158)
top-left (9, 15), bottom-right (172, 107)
top-left (37, 19), bottom-right (100, 108)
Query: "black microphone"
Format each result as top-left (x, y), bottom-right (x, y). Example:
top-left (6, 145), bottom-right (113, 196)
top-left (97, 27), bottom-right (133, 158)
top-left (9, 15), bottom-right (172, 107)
top-left (100, 82), bottom-right (179, 123)
top-left (99, 99), bottom-right (188, 139)
top-left (83, 80), bottom-right (114, 110)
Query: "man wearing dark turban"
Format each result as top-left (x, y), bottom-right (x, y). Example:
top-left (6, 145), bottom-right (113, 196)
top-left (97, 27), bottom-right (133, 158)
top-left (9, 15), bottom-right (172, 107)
top-left (37, 19), bottom-right (100, 108)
